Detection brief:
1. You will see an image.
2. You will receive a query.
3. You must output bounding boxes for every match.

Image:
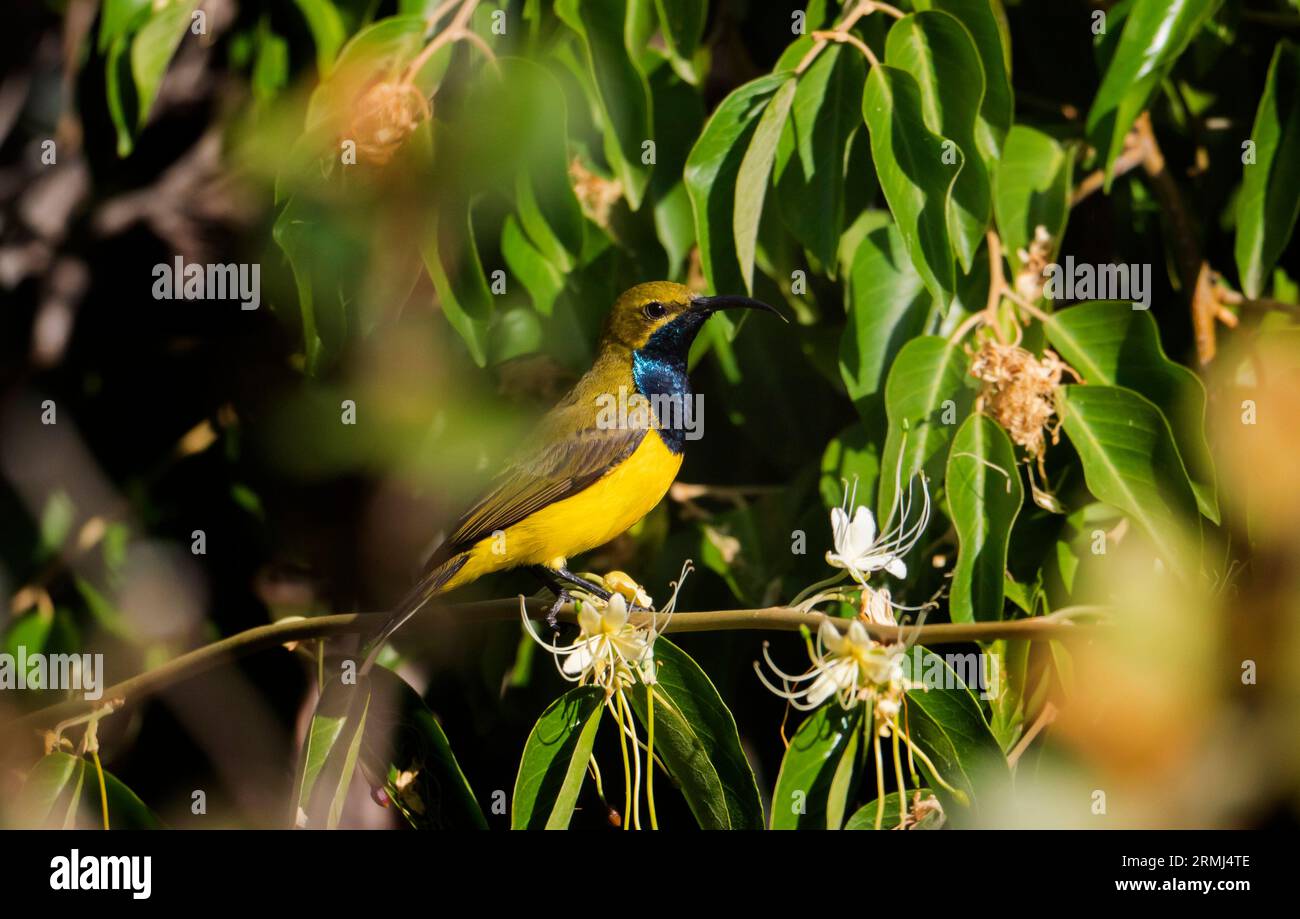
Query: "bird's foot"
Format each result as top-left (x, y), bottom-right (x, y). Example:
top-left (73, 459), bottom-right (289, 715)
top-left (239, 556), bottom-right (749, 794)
top-left (545, 590), bottom-right (570, 629)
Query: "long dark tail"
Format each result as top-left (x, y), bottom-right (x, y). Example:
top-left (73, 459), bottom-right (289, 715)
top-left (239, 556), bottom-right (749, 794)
top-left (359, 552), bottom-right (470, 673)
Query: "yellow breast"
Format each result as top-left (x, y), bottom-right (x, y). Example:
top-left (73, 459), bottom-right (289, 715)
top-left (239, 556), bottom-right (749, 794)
top-left (444, 431), bottom-right (683, 589)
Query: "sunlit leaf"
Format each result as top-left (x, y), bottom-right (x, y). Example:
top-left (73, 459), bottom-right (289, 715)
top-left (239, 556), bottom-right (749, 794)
top-left (511, 686), bottom-right (604, 829)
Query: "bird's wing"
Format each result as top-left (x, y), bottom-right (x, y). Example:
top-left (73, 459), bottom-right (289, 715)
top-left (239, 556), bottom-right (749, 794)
top-left (442, 419), bottom-right (647, 556)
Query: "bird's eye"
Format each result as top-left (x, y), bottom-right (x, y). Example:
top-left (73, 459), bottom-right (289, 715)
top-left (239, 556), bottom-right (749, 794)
top-left (643, 301), bottom-right (668, 320)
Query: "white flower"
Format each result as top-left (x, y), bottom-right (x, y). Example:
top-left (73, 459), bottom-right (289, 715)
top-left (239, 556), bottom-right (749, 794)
top-left (755, 619), bottom-right (911, 712)
top-left (825, 473), bottom-right (930, 585)
top-left (521, 564), bottom-right (690, 693)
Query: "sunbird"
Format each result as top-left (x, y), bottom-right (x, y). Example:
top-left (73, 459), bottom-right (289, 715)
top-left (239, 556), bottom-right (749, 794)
top-left (365, 281), bottom-right (781, 661)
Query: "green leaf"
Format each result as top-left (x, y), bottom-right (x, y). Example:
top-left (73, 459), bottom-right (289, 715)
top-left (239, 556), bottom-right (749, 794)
top-left (947, 415), bottom-right (1023, 622)
top-left (901, 646), bottom-right (1007, 809)
top-left (1236, 40), bottom-right (1300, 299)
top-left (862, 64), bottom-right (960, 306)
top-left (734, 78), bottom-right (798, 293)
top-left (1057, 384), bottom-right (1200, 563)
top-left (1086, 0), bottom-right (1223, 190)
top-left (502, 216), bottom-right (565, 316)
top-left (556, 0), bottom-right (654, 208)
top-left (844, 787), bottom-right (942, 829)
top-left (511, 686), bottom-right (605, 829)
top-left (839, 223), bottom-right (932, 428)
top-left (877, 336), bottom-right (973, 521)
top-left (294, 0), bottom-right (347, 74)
top-left (98, 0), bottom-right (151, 53)
top-left (821, 422), bottom-right (882, 511)
top-left (15, 752), bottom-right (86, 829)
top-left (362, 666), bottom-right (487, 829)
top-left (914, 0), bottom-right (1013, 165)
top-left (422, 201), bottom-right (495, 367)
top-left (686, 73), bottom-right (792, 294)
top-left (627, 638), bottom-right (764, 828)
top-left (885, 11), bottom-right (992, 272)
top-left (994, 125), bottom-right (1072, 275)
top-left (775, 46), bottom-right (866, 275)
top-left (295, 678), bottom-right (371, 829)
top-left (770, 704), bottom-right (863, 829)
top-left (655, 0), bottom-right (706, 72)
top-left (1046, 301), bottom-right (1218, 522)
top-left (106, 0), bottom-right (201, 157)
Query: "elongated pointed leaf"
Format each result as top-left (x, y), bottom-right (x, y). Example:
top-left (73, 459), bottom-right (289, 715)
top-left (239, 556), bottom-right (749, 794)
top-left (296, 678), bottom-right (371, 829)
top-left (655, 0), bottom-right (706, 68)
top-left (862, 65), bottom-right (960, 306)
top-left (885, 11), bottom-right (992, 272)
top-left (947, 415), bottom-right (1024, 622)
top-left (1086, 0), bottom-right (1223, 190)
top-left (556, 0), bottom-right (654, 208)
top-left (627, 638), bottom-right (764, 828)
top-left (1057, 384), bottom-right (1200, 562)
top-left (686, 74), bottom-right (792, 294)
top-left (106, 0), bottom-right (201, 156)
top-left (877, 336), bottom-right (974, 521)
top-left (995, 125), bottom-right (1072, 274)
top-left (770, 704), bottom-right (863, 829)
top-left (86, 767), bottom-right (165, 830)
top-left (775, 46), bottom-right (866, 274)
top-left (1046, 301), bottom-right (1218, 521)
top-left (1236, 40), bottom-right (1300, 299)
top-left (362, 666), bottom-right (487, 829)
top-left (734, 78), bottom-right (797, 293)
top-left (512, 686), bottom-right (604, 829)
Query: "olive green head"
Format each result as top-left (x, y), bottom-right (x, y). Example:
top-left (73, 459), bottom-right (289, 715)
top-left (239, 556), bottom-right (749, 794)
top-left (599, 281), bottom-right (783, 354)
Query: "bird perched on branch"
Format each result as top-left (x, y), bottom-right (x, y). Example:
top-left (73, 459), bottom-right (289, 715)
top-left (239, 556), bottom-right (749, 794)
top-left (363, 281), bottom-right (782, 667)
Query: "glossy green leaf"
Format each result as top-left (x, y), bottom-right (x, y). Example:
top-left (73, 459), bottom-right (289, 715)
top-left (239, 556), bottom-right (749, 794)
top-left (502, 215), bottom-right (565, 316)
top-left (775, 46), bottom-right (866, 274)
top-left (295, 678), bottom-right (371, 829)
top-left (885, 11), bottom-right (992, 272)
top-left (770, 704), bottom-right (863, 829)
top-left (98, 0), bottom-right (150, 53)
top-left (995, 125), bottom-right (1072, 275)
top-left (947, 414), bottom-right (1024, 623)
top-left (1236, 40), bottom-right (1300, 299)
top-left (734, 78), bottom-right (797, 293)
top-left (686, 76), bottom-right (785, 296)
top-left (820, 422), bottom-right (882, 511)
top-left (556, 0), bottom-right (654, 208)
top-left (1086, 0), bottom-right (1223, 190)
top-left (512, 686), bottom-right (604, 829)
top-left (914, 0), bottom-right (1013, 164)
top-left (862, 64), bottom-right (960, 306)
top-left (86, 767), bottom-right (166, 830)
top-left (901, 646), bottom-right (1007, 809)
top-left (844, 787), bottom-right (943, 829)
top-left (840, 223), bottom-right (932, 429)
top-left (362, 666), bottom-right (487, 829)
top-left (627, 638), bottom-right (764, 828)
top-left (1057, 384), bottom-right (1200, 562)
top-left (1046, 301), bottom-right (1218, 521)
top-left (877, 336), bottom-right (974, 521)
top-left (686, 73), bottom-right (792, 294)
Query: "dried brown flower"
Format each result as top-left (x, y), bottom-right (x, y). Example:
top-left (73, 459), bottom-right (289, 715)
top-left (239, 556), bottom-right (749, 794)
top-left (347, 81), bottom-right (431, 166)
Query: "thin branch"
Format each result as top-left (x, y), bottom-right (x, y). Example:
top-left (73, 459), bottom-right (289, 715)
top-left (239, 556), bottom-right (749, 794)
top-left (6, 601), bottom-right (1104, 733)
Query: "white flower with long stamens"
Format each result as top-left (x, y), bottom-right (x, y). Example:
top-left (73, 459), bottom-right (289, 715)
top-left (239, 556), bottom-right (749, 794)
top-left (756, 619), bottom-right (912, 712)
top-left (520, 564), bottom-right (691, 693)
top-left (825, 471), bottom-right (931, 585)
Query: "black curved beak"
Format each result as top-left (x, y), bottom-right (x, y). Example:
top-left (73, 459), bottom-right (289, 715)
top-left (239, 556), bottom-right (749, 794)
top-left (689, 294), bottom-right (789, 322)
